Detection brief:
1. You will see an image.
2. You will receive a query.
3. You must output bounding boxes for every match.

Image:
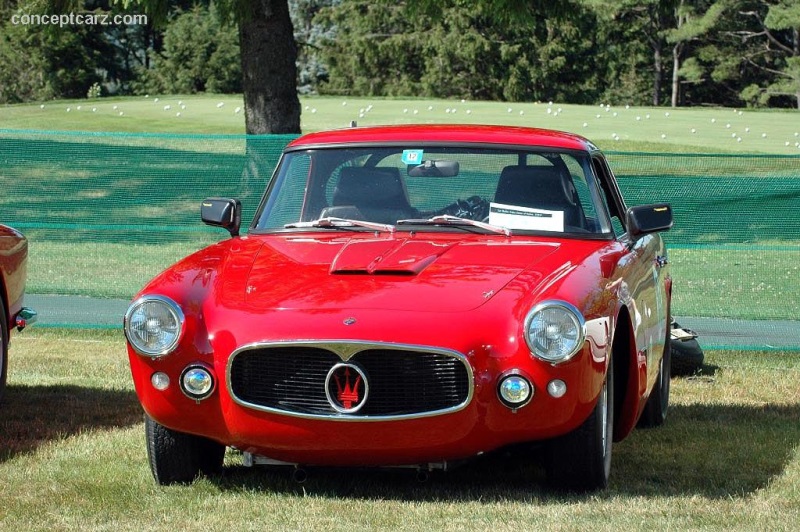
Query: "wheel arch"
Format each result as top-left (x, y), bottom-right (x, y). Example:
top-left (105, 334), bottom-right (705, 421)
top-left (611, 305), bottom-right (642, 442)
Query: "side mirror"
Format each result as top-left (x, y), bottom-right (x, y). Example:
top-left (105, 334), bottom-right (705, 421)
top-left (201, 197), bottom-right (241, 237)
top-left (626, 203), bottom-right (673, 240)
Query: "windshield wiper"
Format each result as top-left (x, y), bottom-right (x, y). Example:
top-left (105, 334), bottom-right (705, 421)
top-left (396, 215), bottom-right (511, 236)
top-left (284, 217), bottom-right (395, 233)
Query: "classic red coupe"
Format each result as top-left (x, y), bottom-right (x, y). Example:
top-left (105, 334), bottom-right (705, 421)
top-left (125, 125), bottom-right (673, 490)
top-left (1, 223), bottom-right (36, 402)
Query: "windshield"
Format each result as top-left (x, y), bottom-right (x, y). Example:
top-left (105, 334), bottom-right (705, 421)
top-left (253, 145), bottom-right (613, 236)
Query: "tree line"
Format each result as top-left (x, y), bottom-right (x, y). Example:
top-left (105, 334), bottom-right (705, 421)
top-left (1, 0), bottom-right (798, 112)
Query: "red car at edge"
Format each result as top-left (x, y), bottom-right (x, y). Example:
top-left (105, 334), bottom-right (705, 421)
top-left (1, 223), bottom-right (36, 402)
top-left (124, 125), bottom-right (673, 491)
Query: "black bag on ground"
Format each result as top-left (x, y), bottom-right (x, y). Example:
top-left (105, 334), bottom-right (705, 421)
top-left (671, 320), bottom-right (704, 376)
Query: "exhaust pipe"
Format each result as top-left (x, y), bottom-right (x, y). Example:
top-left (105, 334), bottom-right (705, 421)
top-left (416, 468), bottom-right (430, 483)
top-left (292, 467), bottom-right (308, 484)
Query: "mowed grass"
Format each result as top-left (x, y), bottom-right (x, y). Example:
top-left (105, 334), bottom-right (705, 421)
top-left (1, 329), bottom-right (800, 530)
top-left (3, 94), bottom-right (800, 153)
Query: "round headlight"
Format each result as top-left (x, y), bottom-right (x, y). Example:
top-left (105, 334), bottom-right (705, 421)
top-left (124, 296), bottom-right (184, 357)
top-left (524, 301), bottom-right (585, 363)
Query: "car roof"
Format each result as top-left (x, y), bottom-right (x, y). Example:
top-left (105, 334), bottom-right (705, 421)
top-left (286, 124), bottom-right (599, 152)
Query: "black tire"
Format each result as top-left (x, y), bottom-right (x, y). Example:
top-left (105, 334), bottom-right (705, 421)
top-left (638, 326), bottom-right (671, 428)
top-left (545, 357), bottom-right (614, 491)
top-left (145, 414), bottom-right (225, 485)
top-left (0, 296), bottom-right (8, 404)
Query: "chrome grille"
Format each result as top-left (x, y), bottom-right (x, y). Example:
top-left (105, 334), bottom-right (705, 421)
top-left (228, 343), bottom-right (472, 419)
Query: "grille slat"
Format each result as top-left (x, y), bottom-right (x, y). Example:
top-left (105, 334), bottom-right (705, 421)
top-left (229, 344), bottom-right (470, 418)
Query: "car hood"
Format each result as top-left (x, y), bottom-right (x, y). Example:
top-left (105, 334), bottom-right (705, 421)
top-left (240, 234), bottom-right (564, 312)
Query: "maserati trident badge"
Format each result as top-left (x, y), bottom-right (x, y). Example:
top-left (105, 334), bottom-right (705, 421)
top-left (325, 363), bottom-right (369, 413)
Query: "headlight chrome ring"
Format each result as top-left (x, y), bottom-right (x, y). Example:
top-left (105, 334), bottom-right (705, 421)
top-left (124, 295), bottom-right (185, 357)
top-left (524, 300), bottom-right (586, 364)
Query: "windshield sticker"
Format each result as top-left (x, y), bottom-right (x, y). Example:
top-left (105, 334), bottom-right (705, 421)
top-left (489, 203), bottom-right (565, 232)
top-left (401, 149), bottom-right (424, 165)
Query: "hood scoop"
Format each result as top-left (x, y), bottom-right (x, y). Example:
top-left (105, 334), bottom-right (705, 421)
top-left (330, 239), bottom-right (455, 275)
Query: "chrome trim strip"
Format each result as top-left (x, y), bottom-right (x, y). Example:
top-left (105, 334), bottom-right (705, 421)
top-left (226, 340), bottom-right (474, 422)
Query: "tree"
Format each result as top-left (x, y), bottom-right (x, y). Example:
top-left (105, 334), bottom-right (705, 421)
top-left (290, 0), bottom-right (338, 94)
top-left (664, 0), bottom-right (725, 107)
top-left (316, 0), bottom-right (600, 103)
top-left (735, 0), bottom-right (800, 108)
top-left (122, 0), bottom-right (301, 133)
top-left (584, 0), bottom-right (681, 106)
top-left (0, 1), bottom-right (119, 103)
top-left (314, 2), bottom-right (427, 97)
top-left (136, 4), bottom-right (241, 94)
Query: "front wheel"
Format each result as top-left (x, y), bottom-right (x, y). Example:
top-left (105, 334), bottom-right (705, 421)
top-left (544, 357), bottom-right (614, 491)
top-left (145, 415), bottom-right (225, 485)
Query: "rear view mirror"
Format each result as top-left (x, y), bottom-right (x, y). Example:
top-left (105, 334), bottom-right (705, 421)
top-left (408, 160), bottom-right (460, 177)
top-left (201, 197), bottom-right (242, 237)
top-left (626, 203), bottom-right (673, 240)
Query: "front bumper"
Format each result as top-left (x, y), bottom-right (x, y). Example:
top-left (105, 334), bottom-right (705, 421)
top-left (128, 335), bottom-right (606, 467)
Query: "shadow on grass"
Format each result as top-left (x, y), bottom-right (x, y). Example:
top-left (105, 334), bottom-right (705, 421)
top-left (0, 384), bottom-right (141, 462)
top-left (209, 399), bottom-right (800, 501)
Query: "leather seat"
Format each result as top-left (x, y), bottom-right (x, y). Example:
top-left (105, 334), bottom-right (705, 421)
top-left (494, 165), bottom-right (586, 228)
top-left (329, 167), bottom-right (417, 224)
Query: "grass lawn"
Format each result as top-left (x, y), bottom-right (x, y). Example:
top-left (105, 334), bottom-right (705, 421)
top-left (1, 329), bottom-right (799, 530)
top-left (2, 94), bottom-right (800, 153)
top-left (1, 97), bottom-right (798, 529)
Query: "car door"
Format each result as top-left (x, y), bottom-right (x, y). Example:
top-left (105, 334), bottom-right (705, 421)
top-left (591, 155), bottom-right (669, 393)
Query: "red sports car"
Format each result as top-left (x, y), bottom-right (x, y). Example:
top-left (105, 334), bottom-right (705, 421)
top-left (125, 125), bottom-right (673, 490)
top-left (1, 223), bottom-right (36, 402)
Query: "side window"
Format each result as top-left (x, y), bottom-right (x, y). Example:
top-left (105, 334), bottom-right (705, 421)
top-left (563, 156), bottom-right (599, 222)
top-left (592, 157), bottom-right (626, 237)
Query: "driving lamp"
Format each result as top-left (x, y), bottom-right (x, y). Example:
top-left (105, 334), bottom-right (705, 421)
top-left (497, 373), bottom-right (533, 409)
top-left (181, 366), bottom-right (215, 400)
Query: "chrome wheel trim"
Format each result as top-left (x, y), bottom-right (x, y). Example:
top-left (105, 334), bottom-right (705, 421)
top-left (600, 376), bottom-right (609, 458)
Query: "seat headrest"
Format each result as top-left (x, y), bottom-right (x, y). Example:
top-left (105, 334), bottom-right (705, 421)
top-left (494, 165), bottom-right (577, 208)
top-left (334, 167), bottom-right (408, 207)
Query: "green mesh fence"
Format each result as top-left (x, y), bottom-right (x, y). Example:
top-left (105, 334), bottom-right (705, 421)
top-left (1, 130), bottom-right (798, 349)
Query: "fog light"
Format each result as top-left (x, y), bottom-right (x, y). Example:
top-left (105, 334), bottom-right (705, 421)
top-left (497, 374), bottom-right (533, 409)
top-left (547, 379), bottom-right (567, 398)
top-left (151, 372), bottom-right (170, 391)
top-left (180, 366), bottom-right (215, 400)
